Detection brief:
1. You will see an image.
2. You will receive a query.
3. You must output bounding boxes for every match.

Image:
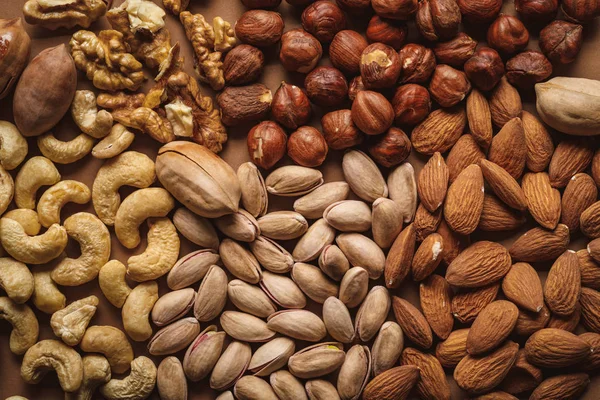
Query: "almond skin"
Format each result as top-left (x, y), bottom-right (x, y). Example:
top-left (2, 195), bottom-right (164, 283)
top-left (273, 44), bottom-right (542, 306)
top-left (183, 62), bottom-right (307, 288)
top-left (543, 250), bottom-right (581, 317)
top-left (502, 262), bottom-right (544, 313)
top-left (500, 349), bottom-right (543, 395)
top-left (466, 88), bottom-right (493, 149)
top-left (548, 302), bottom-right (581, 332)
top-left (514, 305), bottom-right (550, 337)
top-left (509, 224), bottom-right (570, 262)
top-left (593, 149), bottom-right (600, 187)
top-left (479, 159), bottom-right (527, 210)
top-left (581, 201), bottom-right (600, 239)
top-left (478, 194), bottom-right (526, 232)
top-left (452, 284), bottom-right (499, 324)
top-left (436, 219), bottom-right (469, 265)
top-left (414, 204), bottom-right (443, 242)
top-left (521, 111), bottom-right (553, 173)
top-left (561, 173), bottom-right (598, 233)
top-left (446, 241), bottom-right (511, 288)
top-left (412, 233), bottom-right (444, 281)
top-left (579, 332), bottom-right (600, 371)
top-left (525, 328), bottom-right (591, 368)
top-left (400, 347), bottom-right (450, 400)
top-left (487, 117), bottom-right (526, 180)
top-left (521, 172), bottom-right (562, 230)
top-left (580, 286), bottom-right (600, 333)
top-left (548, 137), bottom-right (594, 189)
top-left (473, 392), bottom-right (518, 400)
top-left (446, 134), bottom-right (485, 183)
top-left (411, 106), bottom-right (466, 155)
top-left (530, 373), bottom-right (590, 400)
top-left (417, 152), bottom-right (448, 212)
top-left (362, 365), bottom-right (419, 400)
top-left (590, 238), bottom-right (600, 263)
top-left (392, 296), bottom-right (433, 349)
top-left (444, 164), bottom-right (484, 235)
top-left (435, 328), bottom-right (469, 368)
top-left (384, 224), bottom-right (416, 289)
top-left (466, 300), bottom-right (519, 355)
top-left (578, 249), bottom-right (600, 290)
top-left (489, 77), bottom-right (522, 128)
top-left (419, 275), bottom-right (453, 340)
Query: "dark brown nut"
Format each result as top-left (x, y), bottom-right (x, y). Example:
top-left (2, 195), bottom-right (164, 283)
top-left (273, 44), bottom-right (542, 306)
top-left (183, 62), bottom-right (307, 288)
top-left (539, 21), bottom-right (583, 64)
top-left (429, 65), bottom-right (471, 108)
top-left (235, 10), bottom-right (285, 47)
top-left (398, 44), bottom-right (437, 84)
top-left (561, 0), bottom-right (600, 23)
top-left (322, 109), bottom-right (364, 149)
top-left (505, 50), bottom-right (553, 88)
top-left (433, 33), bottom-right (477, 67)
top-left (348, 76), bottom-right (365, 101)
top-left (487, 15), bottom-right (529, 55)
top-left (351, 90), bottom-right (394, 135)
top-left (360, 43), bottom-right (401, 89)
top-left (392, 84), bottom-right (431, 126)
top-left (457, 0), bottom-right (502, 22)
top-left (368, 127), bottom-right (412, 167)
top-left (271, 82), bottom-right (312, 130)
top-left (223, 45), bottom-right (265, 86)
top-left (241, 0), bottom-right (282, 8)
top-left (305, 66), bottom-right (348, 107)
top-left (415, 0), bottom-right (462, 42)
top-left (279, 28), bottom-right (323, 73)
top-left (287, 0), bottom-right (314, 5)
top-left (302, 1), bottom-right (347, 43)
top-left (372, 0), bottom-right (419, 20)
top-left (247, 121), bottom-right (287, 169)
top-left (515, 0), bottom-right (558, 20)
top-left (0, 18), bottom-right (31, 100)
top-left (464, 47), bottom-right (505, 92)
top-left (330, 30), bottom-right (369, 75)
top-left (366, 16), bottom-right (408, 50)
top-left (287, 126), bottom-right (329, 167)
top-left (336, 0), bottom-right (371, 13)
top-left (217, 84), bottom-right (273, 126)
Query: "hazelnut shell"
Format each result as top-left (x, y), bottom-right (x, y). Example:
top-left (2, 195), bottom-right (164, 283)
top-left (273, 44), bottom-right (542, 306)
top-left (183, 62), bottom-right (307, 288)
top-left (247, 121), bottom-right (287, 170)
top-left (351, 90), bottom-right (394, 135)
top-left (287, 126), bottom-right (329, 167)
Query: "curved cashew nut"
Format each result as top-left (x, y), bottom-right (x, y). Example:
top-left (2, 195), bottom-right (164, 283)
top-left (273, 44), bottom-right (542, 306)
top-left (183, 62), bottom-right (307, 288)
top-left (15, 156), bottom-right (61, 209)
top-left (37, 180), bottom-right (91, 228)
top-left (71, 90), bottom-right (114, 139)
top-left (0, 218), bottom-right (67, 264)
top-left (0, 296), bottom-right (39, 354)
top-left (122, 281), bottom-right (159, 342)
top-left (3, 208), bottom-right (41, 235)
top-left (50, 296), bottom-right (99, 346)
top-left (80, 325), bottom-right (134, 374)
top-left (0, 121), bottom-right (28, 170)
top-left (37, 132), bottom-right (95, 165)
top-left (100, 356), bottom-right (157, 400)
top-left (127, 218), bottom-right (180, 282)
top-left (51, 213), bottom-right (110, 286)
top-left (0, 164), bottom-right (14, 215)
top-left (92, 151), bottom-right (156, 226)
top-left (92, 124), bottom-right (135, 159)
top-left (115, 188), bottom-right (175, 249)
top-left (32, 268), bottom-right (66, 314)
top-left (21, 340), bottom-right (83, 393)
top-left (0, 257), bottom-right (34, 304)
top-left (65, 355), bottom-right (112, 400)
top-left (99, 260), bottom-right (132, 308)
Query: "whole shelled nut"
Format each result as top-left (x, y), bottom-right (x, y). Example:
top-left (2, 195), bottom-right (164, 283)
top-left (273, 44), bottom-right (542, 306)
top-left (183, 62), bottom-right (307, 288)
top-left (321, 109), bottom-right (364, 150)
top-left (433, 32), bottom-right (477, 67)
top-left (241, 0), bottom-right (282, 8)
top-left (372, 0), bottom-right (419, 20)
top-left (330, 30), bottom-right (368, 75)
top-left (301, 1), bottom-right (347, 43)
top-left (561, 0), bottom-right (600, 23)
top-left (366, 16), bottom-right (408, 50)
top-left (368, 127), bottom-right (412, 167)
top-left (287, 0), bottom-right (314, 5)
top-left (505, 50), bottom-right (553, 88)
top-left (348, 76), bottom-right (365, 101)
top-left (539, 20), bottom-right (583, 64)
top-left (392, 84), bottom-right (431, 126)
top-left (457, 0), bottom-right (502, 23)
top-left (218, 84), bottom-right (273, 126)
top-left (271, 82), bottom-right (312, 130)
top-left (464, 47), bottom-right (505, 91)
top-left (351, 91), bottom-right (394, 136)
top-left (279, 29), bottom-right (323, 73)
top-left (515, 0), bottom-right (558, 20)
top-left (235, 10), bottom-right (285, 47)
top-left (336, 0), bottom-right (371, 14)
top-left (360, 43), bottom-right (401, 89)
top-left (415, 0), bottom-right (462, 42)
top-left (487, 14), bottom-right (529, 55)
top-left (223, 45), bottom-right (265, 86)
top-left (247, 121), bottom-right (287, 170)
top-left (305, 66), bottom-right (348, 107)
top-left (398, 43), bottom-right (436, 84)
top-left (429, 65), bottom-right (471, 108)
top-left (287, 126), bottom-right (329, 167)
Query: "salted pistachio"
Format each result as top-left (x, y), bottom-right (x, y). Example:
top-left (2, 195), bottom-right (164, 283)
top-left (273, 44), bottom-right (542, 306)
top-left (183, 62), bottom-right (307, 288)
top-left (220, 311), bottom-right (276, 342)
top-left (151, 288), bottom-right (196, 327)
top-left (228, 279), bottom-right (277, 318)
top-left (293, 219), bottom-right (336, 262)
top-left (288, 342), bottom-right (346, 379)
top-left (371, 321), bottom-right (404, 376)
top-left (270, 370), bottom-right (308, 400)
top-left (265, 166), bottom-right (324, 196)
top-left (167, 249), bottom-right (220, 290)
top-left (260, 270), bottom-right (307, 309)
top-left (323, 297), bottom-right (355, 343)
top-left (355, 286), bottom-right (391, 342)
top-left (294, 181), bottom-right (350, 219)
top-left (249, 337), bottom-right (295, 376)
top-left (305, 380), bottom-right (340, 400)
top-left (183, 325), bottom-right (226, 382)
top-left (342, 150), bottom-right (388, 203)
top-left (323, 200), bottom-right (372, 232)
top-left (257, 211), bottom-right (309, 240)
top-left (318, 245), bottom-right (350, 281)
top-left (336, 233), bottom-right (386, 280)
top-left (237, 162), bottom-right (268, 218)
top-left (337, 345), bottom-right (371, 400)
top-left (194, 265), bottom-right (228, 322)
top-left (292, 262), bottom-right (339, 304)
top-left (157, 357), bottom-right (187, 400)
top-left (50, 295), bottom-right (98, 346)
top-left (372, 197), bottom-right (404, 249)
top-left (267, 309), bottom-right (326, 342)
top-left (219, 239), bottom-right (262, 284)
top-left (148, 317), bottom-right (200, 356)
top-left (388, 162), bottom-right (418, 223)
top-left (214, 209), bottom-right (260, 242)
top-left (173, 207), bottom-right (220, 250)
top-left (339, 267), bottom-right (369, 309)
top-left (210, 341), bottom-right (252, 390)
top-left (234, 375), bottom-right (279, 400)
top-left (249, 236), bottom-right (294, 274)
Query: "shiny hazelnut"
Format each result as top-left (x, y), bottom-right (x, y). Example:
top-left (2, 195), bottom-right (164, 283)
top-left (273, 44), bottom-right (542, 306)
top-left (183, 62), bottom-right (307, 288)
top-left (235, 10), bottom-right (285, 47)
top-left (398, 43), bottom-right (437, 84)
top-left (217, 84), bottom-right (273, 126)
top-left (271, 81), bottom-right (312, 130)
top-left (286, 0), bottom-right (314, 5)
top-left (360, 43), bottom-right (401, 89)
top-left (433, 32), bottom-right (477, 67)
top-left (416, 0), bottom-right (462, 42)
top-left (515, 0), bottom-right (558, 20)
top-left (561, 0), bottom-right (600, 23)
top-left (457, 0), bottom-right (502, 23)
top-left (464, 47), bottom-right (505, 91)
top-left (539, 20), bottom-right (583, 64)
top-left (368, 127), bottom-right (412, 167)
top-left (241, 0), bottom-right (282, 8)
top-left (336, 0), bottom-right (372, 14)
top-left (302, 1), bottom-right (347, 43)
top-left (372, 0), bottom-right (419, 20)
top-left (279, 28), bottom-right (323, 73)
top-left (223, 45), bottom-right (265, 86)
top-left (287, 126), bottom-right (329, 167)
top-left (429, 64), bottom-right (471, 108)
top-left (487, 15), bottom-right (529, 55)
top-left (305, 66), bottom-right (348, 107)
top-left (348, 76), bottom-right (365, 101)
top-left (330, 30), bottom-right (369, 75)
top-left (392, 84), bottom-right (431, 126)
top-left (247, 121), bottom-right (287, 169)
top-left (505, 50), bottom-right (553, 88)
top-left (351, 90), bottom-right (394, 135)
top-left (366, 16), bottom-right (408, 50)
top-left (321, 109), bottom-right (365, 149)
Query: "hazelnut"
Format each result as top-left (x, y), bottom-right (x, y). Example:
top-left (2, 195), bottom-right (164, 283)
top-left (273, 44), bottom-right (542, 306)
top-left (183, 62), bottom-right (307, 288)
top-left (429, 64), bottom-right (471, 108)
top-left (505, 50), bottom-right (553, 88)
top-left (392, 84), bottom-right (431, 126)
top-left (561, 0), bottom-right (600, 23)
top-left (515, 0), bottom-right (558, 20)
top-left (271, 81), bottom-right (312, 130)
top-left (360, 43), bottom-right (401, 89)
top-left (286, 0), bottom-right (314, 5)
top-left (287, 126), bottom-right (329, 167)
top-left (539, 20), bottom-right (583, 64)
top-left (321, 109), bottom-right (364, 149)
top-left (366, 16), bottom-right (408, 50)
top-left (247, 121), bottom-right (287, 170)
top-left (415, 0), bottom-right (462, 42)
top-left (235, 10), bottom-right (285, 47)
top-left (351, 90), bottom-right (394, 135)
top-left (464, 47), bottom-right (505, 91)
top-left (348, 76), bottom-right (365, 101)
top-left (336, 0), bottom-right (372, 14)
top-left (372, 0), bottom-right (419, 20)
top-left (241, 0), bottom-right (282, 8)
top-left (279, 28), bottom-right (323, 73)
top-left (223, 45), bottom-right (265, 86)
top-left (368, 127), bottom-right (412, 167)
top-left (301, 1), bottom-right (347, 43)
top-left (217, 84), bottom-right (273, 126)
top-left (305, 66), bottom-right (349, 107)
top-left (330, 30), bottom-right (369, 75)
top-left (457, 0), bottom-right (502, 23)
top-left (433, 32), bottom-right (477, 67)
top-left (398, 43), bottom-right (437, 84)
top-left (487, 15), bottom-right (529, 55)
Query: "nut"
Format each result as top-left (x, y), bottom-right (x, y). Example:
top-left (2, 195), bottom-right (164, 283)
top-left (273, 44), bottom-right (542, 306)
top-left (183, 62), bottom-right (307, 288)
top-left (487, 14), bottom-right (529, 55)
top-left (0, 218), bottom-right (67, 265)
top-left (368, 127), bottom-right (412, 167)
top-left (305, 66), bottom-right (349, 106)
top-left (429, 64), bottom-right (471, 108)
top-left (515, 0), bottom-right (559, 20)
top-left (371, 0), bottom-right (419, 20)
top-left (21, 340), bottom-right (83, 393)
top-left (271, 82), bottom-right (312, 130)
top-left (360, 43), bottom-right (401, 89)
top-left (348, 76), bottom-right (365, 101)
top-left (293, 182), bottom-right (350, 220)
top-left (167, 249), bottom-right (221, 290)
top-left (0, 296), bottom-right (38, 355)
top-left (279, 28), bottom-right (323, 73)
top-left (342, 150), bottom-right (388, 202)
top-left (539, 20), bottom-right (583, 64)
top-left (415, 0), bottom-right (462, 42)
top-left (562, 0), bottom-right (600, 22)
top-left (505, 50), bottom-right (553, 88)
top-left (433, 32), bottom-right (477, 67)
top-left (241, 0), bottom-right (282, 7)
top-left (122, 281), bottom-right (158, 342)
top-left (237, 163), bottom-right (268, 218)
top-left (223, 44), bottom-right (265, 85)
top-left (0, 18), bottom-right (31, 100)
top-left (457, 0), bottom-right (502, 22)
top-left (287, 126), bottom-right (329, 167)
top-left (351, 90), bottom-right (395, 135)
top-left (32, 268), bottom-right (66, 314)
top-left (464, 47), bottom-right (505, 91)
top-left (321, 109), bottom-right (364, 150)
top-left (330, 30), bottom-right (369, 75)
top-left (50, 296), bottom-right (98, 346)
top-left (173, 207), bottom-right (220, 248)
top-left (218, 84), bottom-right (272, 126)
top-left (157, 357), bottom-right (186, 400)
top-left (23, 0), bottom-right (109, 30)
top-left (0, 257), bottom-right (34, 304)
top-left (392, 84), bottom-right (431, 126)
top-left (100, 356), bottom-right (157, 400)
top-left (337, 0), bottom-right (372, 13)
top-left (301, 1), bottom-right (346, 43)
top-left (398, 43), bottom-right (436, 83)
top-left (235, 10), bottom-right (284, 47)
top-left (265, 165), bottom-right (324, 197)
top-left (37, 132), bottom-right (94, 165)
top-left (247, 121), bottom-right (288, 170)
top-left (366, 16), bottom-right (407, 50)
top-left (71, 90), bottom-right (113, 139)
top-left (0, 121), bottom-right (27, 171)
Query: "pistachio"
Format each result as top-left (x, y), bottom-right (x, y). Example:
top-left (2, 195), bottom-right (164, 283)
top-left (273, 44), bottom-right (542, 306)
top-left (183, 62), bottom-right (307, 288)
top-left (323, 200), bottom-right (372, 232)
top-left (355, 286), bottom-right (391, 342)
top-left (234, 376), bottom-right (279, 400)
top-left (148, 317), bottom-right (201, 356)
top-left (249, 337), bottom-right (296, 376)
top-left (213, 209), bottom-right (260, 242)
top-left (371, 321), bottom-right (404, 376)
top-left (237, 162), bottom-right (268, 218)
top-left (337, 345), bottom-right (371, 400)
top-left (219, 239), bottom-right (262, 284)
top-left (151, 288), bottom-right (196, 327)
top-left (216, 391), bottom-right (235, 400)
top-left (288, 342), bottom-right (346, 379)
top-left (173, 207), bottom-right (219, 250)
top-left (258, 211), bottom-right (309, 240)
top-left (388, 162), bottom-right (418, 223)
top-left (157, 357), bottom-right (187, 400)
top-left (183, 325), bottom-right (226, 382)
top-left (210, 341), bottom-right (252, 390)
top-left (342, 150), bottom-right (388, 203)
top-left (270, 370), bottom-right (309, 400)
top-left (336, 233), bottom-right (386, 280)
top-left (293, 219), bottom-right (336, 262)
top-left (305, 379), bottom-right (341, 400)
top-left (319, 244), bottom-right (350, 281)
top-left (267, 310), bottom-right (327, 342)
top-left (194, 265), bottom-right (228, 322)
top-left (371, 198), bottom-right (404, 249)
top-left (266, 166), bottom-right (324, 197)
top-left (323, 297), bottom-right (355, 343)
top-left (249, 236), bottom-right (294, 274)
top-left (220, 311), bottom-right (276, 342)
top-left (260, 271), bottom-right (307, 309)
top-left (294, 182), bottom-right (351, 219)
top-left (339, 267), bottom-right (370, 308)
top-left (167, 249), bottom-right (220, 290)
top-left (227, 279), bottom-right (277, 318)
top-left (292, 263), bottom-right (339, 304)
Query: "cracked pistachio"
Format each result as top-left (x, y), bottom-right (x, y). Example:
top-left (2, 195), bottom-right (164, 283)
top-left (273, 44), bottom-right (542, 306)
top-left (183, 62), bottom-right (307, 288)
top-left (293, 219), bottom-right (336, 262)
top-left (249, 236), bottom-right (294, 274)
top-left (249, 337), bottom-right (295, 376)
top-left (183, 325), bottom-right (225, 382)
top-left (319, 244), bottom-right (350, 281)
top-left (267, 310), bottom-right (326, 342)
top-left (167, 249), bottom-right (220, 290)
top-left (260, 271), bottom-right (306, 309)
top-left (291, 262), bottom-right (339, 304)
top-left (227, 279), bottom-right (277, 318)
top-left (288, 342), bottom-right (346, 379)
top-left (214, 209), bottom-right (260, 242)
top-left (257, 211), bottom-right (309, 241)
top-left (210, 341), bottom-right (252, 390)
top-left (220, 311), bottom-right (276, 343)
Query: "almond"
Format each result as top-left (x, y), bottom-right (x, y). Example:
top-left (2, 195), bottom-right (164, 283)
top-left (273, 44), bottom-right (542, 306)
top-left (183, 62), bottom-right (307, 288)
top-left (529, 373), bottom-right (590, 400)
top-left (362, 365), bottom-right (419, 400)
top-left (543, 250), bottom-right (581, 317)
top-left (479, 159), bottom-right (527, 210)
top-left (473, 392), bottom-right (518, 400)
top-left (446, 241), bottom-right (511, 288)
top-left (488, 117), bottom-right (526, 180)
top-left (478, 194), bottom-right (526, 232)
top-left (452, 284), bottom-right (499, 324)
top-left (579, 332), bottom-right (600, 371)
top-left (444, 164), bottom-right (484, 235)
top-left (525, 328), bottom-right (591, 368)
top-left (417, 152), bottom-right (448, 212)
top-left (548, 137), bottom-right (594, 188)
top-left (489, 77), bottom-right (522, 128)
top-left (578, 249), bottom-right (600, 290)
top-left (561, 173), bottom-right (598, 233)
top-left (466, 300), bottom-right (519, 356)
top-left (466, 88), bottom-right (493, 149)
top-left (411, 106), bottom-right (466, 155)
top-left (581, 201), bottom-right (600, 239)
top-left (514, 305), bottom-right (550, 337)
top-left (400, 347), bottom-right (450, 400)
top-left (502, 263), bottom-right (544, 313)
top-left (384, 224), bottom-right (416, 289)
top-left (414, 204), bottom-right (443, 242)
top-left (548, 302), bottom-right (581, 332)
top-left (436, 219), bottom-right (469, 265)
top-left (419, 275), bottom-right (453, 340)
top-left (580, 286), bottom-right (600, 333)
top-left (522, 172), bottom-right (561, 229)
top-left (509, 224), bottom-right (570, 262)
top-left (446, 134), bottom-right (485, 183)
top-left (412, 233), bottom-right (444, 282)
top-left (499, 349), bottom-right (542, 395)
top-left (521, 111), bottom-right (554, 173)
top-left (392, 296), bottom-right (433, 349)
top-left (590, 238), bottom-right (600, 263)
top-left (593, 149), bottom-right (600, 187)
top-left (435, 328), bottom-right (469, 368)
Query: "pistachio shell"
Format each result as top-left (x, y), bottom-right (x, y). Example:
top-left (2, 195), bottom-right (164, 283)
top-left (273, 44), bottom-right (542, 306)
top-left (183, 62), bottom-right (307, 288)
top-left (151, 288), bottom-right (196, 327)
top-left (293, 219), bottom-right (336, 262)
top-left (167, 249), bottom-right (220, 290)
top-left (148, 317), bottom-right (201, 356)
top-left (266, 166), bottom-right (324, 196)
top-left (270, 370), bottom-right (309, 400)
top-left (323, 297), bottom-right (355, 343)
top-left (227, 279), bottom-right (277, 318)
top-left (292, 262), bottom-right (339, 304)
top-left (237, 162), bottom-right (268, 217)
top-left (355, 286), bottom-right (391, 342)
top-left (183, 325), bottom-right (225, 382)
top-left (194, 265), bottom-right (228, 322)
top-left (337, 345), bottom-right (371, 400)
top-left (371, 197), bottom-right (404, 249)
top-left (219, 239), bottom-right (262, 284)
top-left (339, 267), bottom-right (369, 308)
top-left (210, 341), bottom-right (252, 390)
top-left (258, 211), bottom-right (309, 240)
top-left (249, 236), bottom-right (294, 274)
top-left (288, 342), bottom-right (346, 379)
top-left (323, 200), bottom-right (372, 232)
top-left (249, 337), bottom-right (296, 376)
top-left (336, 233), bottom-right (386, 280)
top-left (319, 244), bottom-right (350, 281)
top-left (220, 311), bottom-right (276, 342)
top-left (267, 310), bottom-right (327, 342)
top-left (294, 182), bottom-right (350, 219)
top-left (342, 150), bottom-right (388, 202)
top-left (371, 321), bottom-right (404, 376)
top-left (260, 270), bottom-right (307, 309)
top-left (214, 209), bottom-right (260, 242)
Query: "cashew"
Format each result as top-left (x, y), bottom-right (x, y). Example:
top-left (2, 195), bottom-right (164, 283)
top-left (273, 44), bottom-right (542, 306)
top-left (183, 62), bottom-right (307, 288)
top-left (6, 396), bottom-right (29, 400)
top-left (0, 121), bottom-right (28, 170)
top-left (0, 164), bottom-right (14, 215)
top-left (100, 356), bottom-right (157, 400)
top-left (65, 355), bottom-right (111, 400)
top-left (37, 132), bottom-right (95, 164)
top-left (32, 268), bottom-right (66, 314)
top-left (122, 281), bottom-right (159, 342)
top-left (127, 217), bottom-right (180, 282)
top-left (0, 257), bottom-right (34, 304)
top-left (92, 124), bottom-right (135, 159)
top-left (3, 208), bottom-right (41, 235)
top-left (99, 260), bottom-right (132, 308)
top-left (20, 339), bottom-right (83, 393)
top-left (0, 218), bottom-right (67, 264)
top-left (37, 180), bottom-right (91, 227)
top-left (80, 325), bottom-right (134, 374)
top-left (0, 296), bottom-right (39, 354)
top-left (51, 213), bottom-right (111, 286)
top-left (71, 90), bottom-right (114, 139)
top-left (92, 151), bottom-right (156, 226)
top-left (15, 156), bottom-right (61, 209)
top-left (51, 296), bottom-right (99, 346)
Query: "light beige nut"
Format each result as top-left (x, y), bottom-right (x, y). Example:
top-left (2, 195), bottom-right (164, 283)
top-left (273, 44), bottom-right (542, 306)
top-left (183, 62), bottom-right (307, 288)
top-left (355, 286), bottom-right (391, 342)
top-left (388, 162), bottom-right (418, 223)
top-left (100, 356), bottom-right (157, 400)
top-left (372, 197), bottom-right (404, 249)
top-left (249, 337), bottom-right (296, 377)
top-left (288, 342), bottom-right (346, 379)
top-left (293, 219), bottom-right (336, 262)
top-left (234, 376), bottom-right (279, 400)
top-left (336, 233), bottom-right (386, 280)
top-left (0, 121), bottom-right (28, 170)
top-left (319, 244), bottom-right (350, 281)
top-left (37, 180), bottom-right (91, 227)
top-left (32, 268), bottom-right (66, 314)
top-left (258, 211), bottom-right (309, 240)
top-left (50, 295), bottom-right (99, 346)
top-left (92, 124), bottom-right (135, 159)
top-left (0, 218), bottom-right (67, 264)
top-left (249, 235), bottom-right (294, 274)
top-left (122, 281), bottom-right (158, 342)
top-left (14, 156), bottom-right (60, 209)
top-left (337, 344), bottom-right (371, 400)
top-left (152, 288), bottom-right (195, 327)
top-left (270, 369), bottom-right (309, 400)
top-left (21, 339), bottom-right (83, 392)
top-left (292, 262), bottom-right (339, 304)
top-left (323, 296), bottom-right (355, 343)
top-left (37, 132), bottom-right (95, 164)
top-left (3, 208), bottom-right (41, 235)
top-left (339, 267), bottom-right (369, 308)
top-left (167, 249), bottom-right (220, 290)
top-left (371, 321), bottom-right (404, 376)
top-left (0, 164), bottom-right (14, 215)
top-left (194, 265), bottom-right (228, 321)
top-left (227, 279), bottom-right (277, 318)
top-left (157, 357), bottom-right (187, 400)
top-left (71, 90), bottom-right (113, 139)
top-left (219, 238), bottom-right (262, 284)
top-left (323, 200), bottom-right (372, 233)
top-left (294, 181), bottom-right (351, 219)
top-left (163, 0), bottom-right (190, 15)
top-left (214, 209), bottom-right (261, 242)
top-left (0, 296), bottom-right (39, 354)
top-left (183, 325), bottom-right (226, 382)
top-left (65, 355), bottom-right (112, 400)
top-left (265, 166), bottom-right (324, 197)
top-left (210, 341), bottom-right (252, 390)
top-left (238, 162), bottom-right (268, 218)
top-left (0, 257), bottom-right (34, 304)
top-left (267, 310), bottom-right (327, 342)
top-left (80, 325), bottom-right (134, 374)
top-left (148, 317), bottom-right (200, 356)
top-left (220, 311), bottom-right (276, 342)
top-left (342, 150), bottom-right (388, 203)
top-left (260, 270), bottom-right (307, 309)
top-left (216, 392), bottom-right (235, 400)
top-left (23, 0), bottom-right (109, 30)
top-left (173, 207), bottom-right (220, 250)
top-left (99, 260), bottom-right (132, 308)
top-left (305, 379), bottom-right (340, 400)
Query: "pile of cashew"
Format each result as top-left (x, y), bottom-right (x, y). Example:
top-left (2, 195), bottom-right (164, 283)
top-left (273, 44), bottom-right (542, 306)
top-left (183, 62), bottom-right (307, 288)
top-left (0, 218), bottom-right (67, 264)
top-left (14, 156), bottom-right (60, 209)
top-left (37, 180), bottom-right (91, 227)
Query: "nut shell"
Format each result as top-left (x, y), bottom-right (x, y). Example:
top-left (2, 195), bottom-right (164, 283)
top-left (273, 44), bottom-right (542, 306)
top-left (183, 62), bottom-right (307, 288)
top-left (366, 16), bottom-right (408, 50)
top-left (561, 0), bottom-right (599, 22)
top-left (360, 43), bottom-right (401, 89)
top-left (321, 109), bottom-right (364, 150)
top-left (487, 15), bottom-right (529, 55)
top-left (235, 10), bottom-right (285, 47)
top-left (464, 47), bottom-right (505, 92)
top-left (539, 21), bottom-right (583, 64)
top-left (301, 1), bottom-right (347, 43)
top-left (351, 91), bottom-right (395, 136)
top-left (368, 127), bottom-right (412, 167)
top-left (247, 121), bottom-right (287, 170)
top-left (271, 82), bottom-right (312, 130)
top-left (287, 126), bottom-right (329, 167)
top-left (305, 66), bottom-right (349, 107)
top-left (392, 84), bottom-right (432, 126)
top-left (330, 30), bottom-right (369, 75)
top-left (279, 29), bottom-right (323, 73)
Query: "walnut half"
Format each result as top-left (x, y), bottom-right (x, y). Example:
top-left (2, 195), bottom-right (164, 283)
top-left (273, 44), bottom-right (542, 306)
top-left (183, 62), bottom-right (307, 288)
top-left (23, 0), bottom-right (110, 30)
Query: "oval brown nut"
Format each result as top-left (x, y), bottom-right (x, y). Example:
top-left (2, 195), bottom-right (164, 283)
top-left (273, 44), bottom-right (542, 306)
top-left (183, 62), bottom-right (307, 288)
top-left (466, 300), bottom-right (518, 356)
top-left (525, 328), bottom-right (591, 368)
top-left (446, 241), bottom-right (511, 288)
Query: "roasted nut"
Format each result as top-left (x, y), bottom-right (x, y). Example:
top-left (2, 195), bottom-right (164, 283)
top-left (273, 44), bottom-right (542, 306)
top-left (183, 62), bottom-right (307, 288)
top-left (457, 0), bottom-right (502, 22)
top-left (223, 45), bottom-right (264, 85)
top-left (398, 43), bottom-right (436, 84)
top-left (348, 76), bottom-right (365, 101)
top-left (360, 43), bottom-right (401, 89)
top-left (280, 29), bottom-right (323, 73)
top-left (392, 84), bottom-right (431, 126)
top-left (330, 30), bottom-right (369, 75)
top-left (372, 0), bottom-right (419, 19)
top-left (242, 0), bottom-right (282, 7)
top-left (321, 109), bottom-right (364, 150)
top-left (487, 14), bottom-right (529, 55)
top-left (247, 121), bottom-right (287, 170)
top-left (286, 0), bottom-right (314, 6)
top-left (271, 82), bottom-right (311, 130)
top-left (505, 50), bottom-right (553, 88)
top-left (235, 10), bottom-right (284, 46)
top-left (562, 0), bottom-right (600, 22)
top-left (515, 0), bottom-right (559, 20)
top-left (429, 64), bottom-right (471, 108)
top-left (337, 0), bottom-right (371, 13)
top-left (366, 16), bottom-right (407, 50)
top-left (23, 0), bottom-right (109, 30)
top-left (416, 0), bottom-right (462, 42)
top-left (218, 84), bottom-right (272, 126)
top-left (305, 66), bottom-right (348, 107)
top-left (287, 127), bottom-right (329, 167)
top-left (539, 21), bottom-right (583, 64)
top-left (433, 32), bottom-right (477, 67)
top-left (0, 18), bottom-right (30, 100)
top-left (351, 91), bottom-right (394, 135)
top-left (301, 1), bottom-right (346, 43)
top-left (368, 128), bottom-right (412, 168)
top-left (464, 47), bottom-right (505, 91)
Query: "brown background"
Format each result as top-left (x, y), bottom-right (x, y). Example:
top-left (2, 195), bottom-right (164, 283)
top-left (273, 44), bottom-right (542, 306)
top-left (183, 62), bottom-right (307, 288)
top-left (0, 0), bottom-right (599, 399)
